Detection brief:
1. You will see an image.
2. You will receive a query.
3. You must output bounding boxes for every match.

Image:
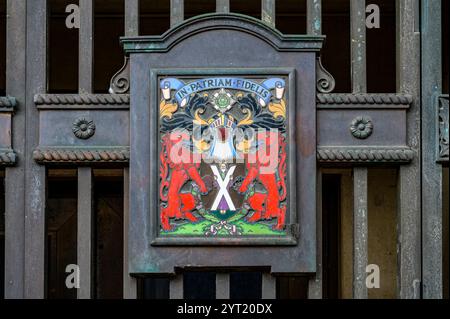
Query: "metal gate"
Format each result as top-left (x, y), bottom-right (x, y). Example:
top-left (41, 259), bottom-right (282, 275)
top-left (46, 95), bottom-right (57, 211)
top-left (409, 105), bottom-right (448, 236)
top-left (0, 0), bottom-right (448, 299)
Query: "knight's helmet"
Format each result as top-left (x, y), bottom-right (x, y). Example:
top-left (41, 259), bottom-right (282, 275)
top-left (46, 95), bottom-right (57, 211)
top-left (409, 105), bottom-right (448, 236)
top-left (208, 114), bottom-right (237, 163)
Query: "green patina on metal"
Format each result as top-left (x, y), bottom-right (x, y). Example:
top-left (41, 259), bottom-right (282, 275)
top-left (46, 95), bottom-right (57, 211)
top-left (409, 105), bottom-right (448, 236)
top-left (121, 13), bottom-right (324, 54)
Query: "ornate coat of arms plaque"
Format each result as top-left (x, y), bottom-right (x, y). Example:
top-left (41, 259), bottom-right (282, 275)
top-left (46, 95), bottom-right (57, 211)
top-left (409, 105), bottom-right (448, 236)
top-left (158, 76), bottom-right (289, 237)
top-left (124, 14), bottom-right (321, 273)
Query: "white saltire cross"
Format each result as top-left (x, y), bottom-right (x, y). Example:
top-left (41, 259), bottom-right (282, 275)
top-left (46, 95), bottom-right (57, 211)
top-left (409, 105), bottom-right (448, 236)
top-left (211, 165), bottom-right (236, 211)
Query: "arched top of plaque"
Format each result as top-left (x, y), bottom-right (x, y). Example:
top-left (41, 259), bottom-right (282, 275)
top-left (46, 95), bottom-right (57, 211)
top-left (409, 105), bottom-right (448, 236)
top-left (121, 13), bottom-right (325, 53)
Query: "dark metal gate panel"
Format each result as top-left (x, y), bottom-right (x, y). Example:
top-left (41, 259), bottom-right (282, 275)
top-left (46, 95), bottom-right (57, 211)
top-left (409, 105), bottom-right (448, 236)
top-left (396, 0), bottom-right (422, 299)
top-left (3, 0), bottom-right (25, 299)
top-left (0, 97), bottom-right (15, 165)
top-left (0, 0), bottom-right (447, 299)
top-left (124, 14), bottom-right (322, 274)
top-left (421, 0), bottom-right (447, 299)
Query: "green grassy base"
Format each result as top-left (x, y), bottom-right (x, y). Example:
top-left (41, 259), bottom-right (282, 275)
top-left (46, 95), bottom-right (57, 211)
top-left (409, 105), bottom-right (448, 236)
top-left (161, 219), bottom-right (286, 237)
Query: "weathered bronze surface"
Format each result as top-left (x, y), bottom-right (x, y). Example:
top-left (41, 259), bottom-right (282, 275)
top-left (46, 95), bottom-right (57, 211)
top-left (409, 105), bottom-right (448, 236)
top-left (124, 14), bottom-right (321, 274)
top-left (1, 0), bottom-right (446, 299)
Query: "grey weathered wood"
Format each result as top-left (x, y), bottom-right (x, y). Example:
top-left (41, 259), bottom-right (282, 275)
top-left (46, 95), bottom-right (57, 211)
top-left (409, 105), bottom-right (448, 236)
top-left (123, 168), bottom-right (137, 299)
top-left (307, 0), bottom-right (321, 35)
top-left (261, 273), bottom-right (276, 299)
top-left (421, 0), bottom-right (443, 299)
top-left (77, 167), bottom-right (93, 299)
top-left (216, 0), bottom-right (230, 13)
top-left (350, 0), bottom-right (366, 93)
top-left (308, 170), bottom-right (322, 298)
top-left (215, 273), bottom-right (230, 299)
top-left (396, 0), bottom-right (421, 299)
top-left (24, 0), bottom-right (47, 299)
top-left (169, 275), bottom-right (184, 299)
top-left (79, 0), bottom-right (94, 93)
top-left (170, 0), bottom-right (184, 27)
top-left (353, 167), bottom-right (368, 299)
top-left (4, 0), bottom-right (26, 299)
top-left (125, 0), bottom-right (140, 37)
top-left (261, 0), bottom-right (275, 28)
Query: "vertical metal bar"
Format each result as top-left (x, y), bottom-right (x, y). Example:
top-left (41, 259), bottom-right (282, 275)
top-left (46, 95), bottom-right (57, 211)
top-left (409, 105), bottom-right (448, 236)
top-left (124, 1), bottom-right (139, 297)
top-left (341, 171), bottom-right (354, 299)
top-left (215, 273), bottom-right (230, 299)
top-left (350, 0), bottom-right (367, 93)
top-left (125, 0), bottom-right (140, 37)
top-left (79, 0), bottom-right (94, 93)
top-left (261, 273), bottom-right (276, 299)
top-left (216, 0), bottom-right (230, 13)
top-left (261, 0), bottom-right (275, 28)
top-left (169, 275), bottom-right (184, 299)
top-left (396, 0), bottom-right (421, 299)
top-left (123, 168), bottom-right (137, 299)
top-left (4, 0), bottom-right (26, 299)
top-left (24, 0), bottom-right (47, 299)
top-left (353, 167), bottom-right (368, 299)
top-left (308, 170), bottom-right (323, 298)
top-left (307, 0), bottom-right (322, 35)
top-left (351, 0), bottom-right (368, 300)
top-left (170, 0), bottom-right (184, 28)
top-left (123, 0), bottom-right (139, 300)
top-left (77, 167), bottom-right (93, 299)
top-left (421, 0), bottom-right (443, 299)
